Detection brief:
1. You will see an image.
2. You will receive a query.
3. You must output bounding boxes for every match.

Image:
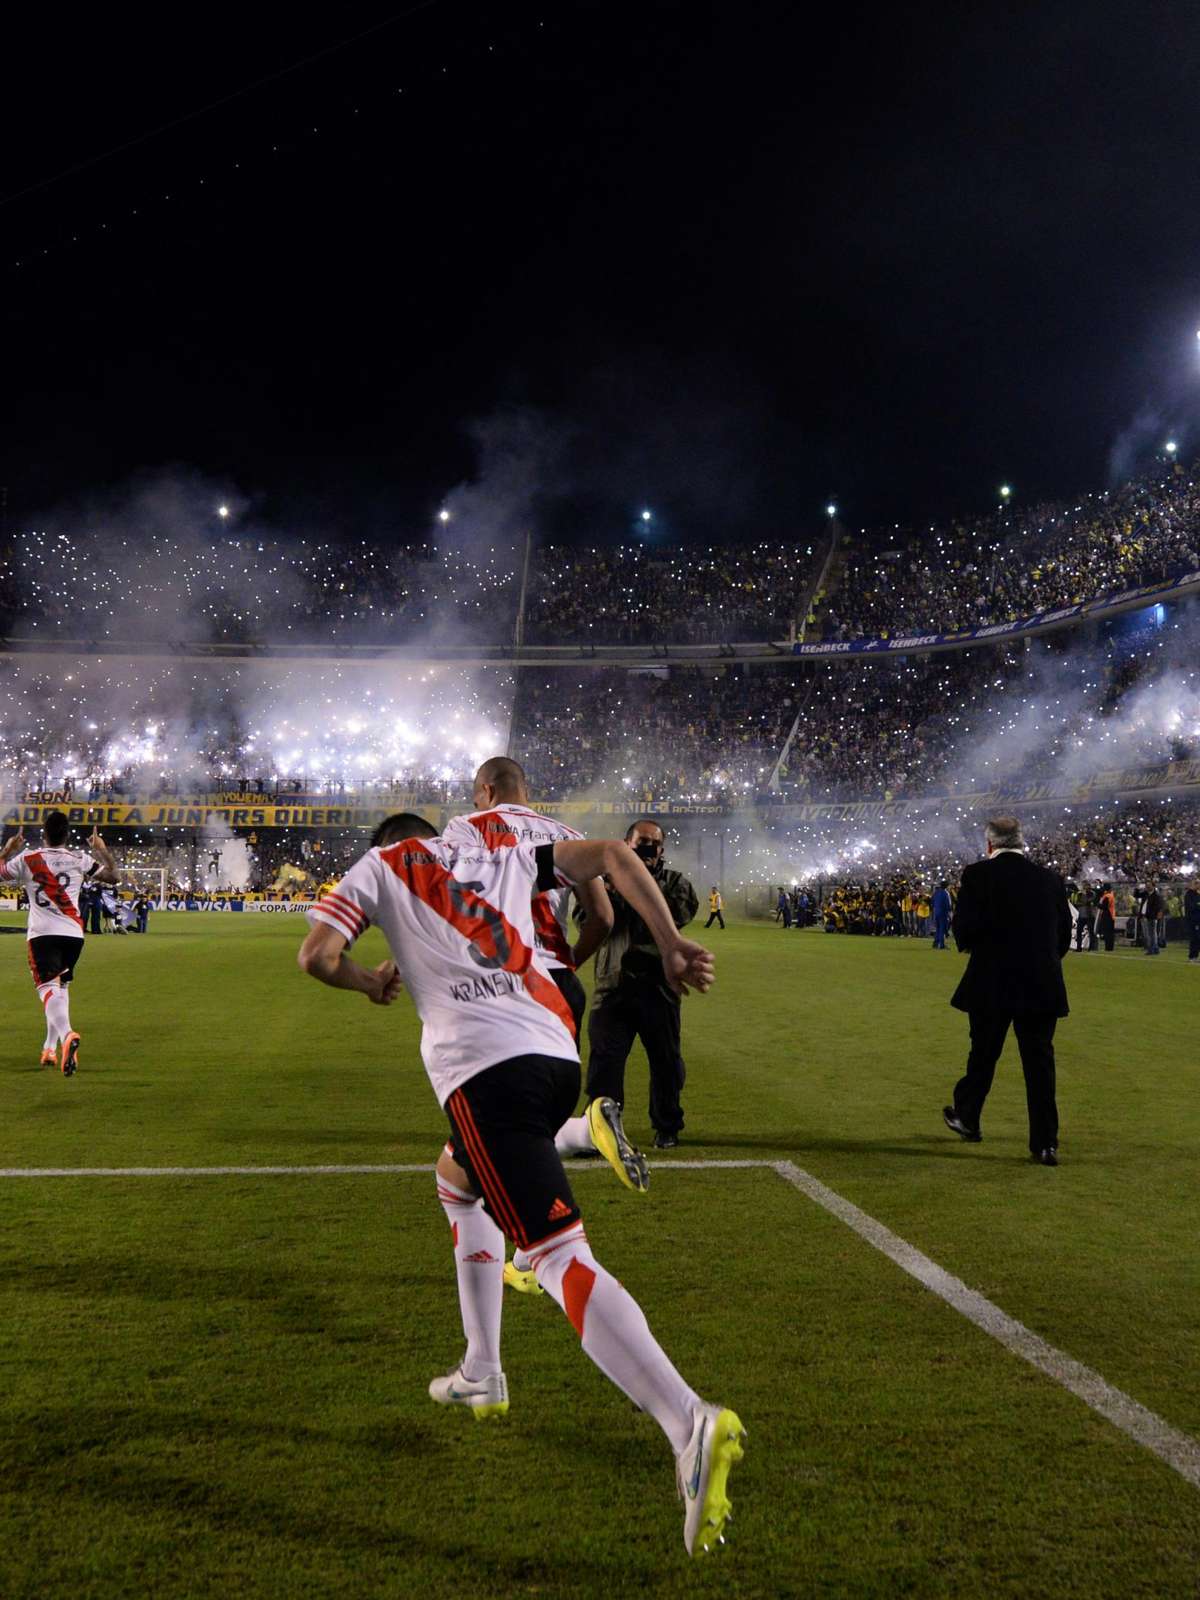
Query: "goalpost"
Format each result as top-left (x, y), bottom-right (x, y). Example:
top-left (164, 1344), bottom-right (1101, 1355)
top-left (121, 865), bottom-right (168, 908)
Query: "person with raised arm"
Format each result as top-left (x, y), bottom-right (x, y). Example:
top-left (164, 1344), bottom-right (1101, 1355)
top-left (297, 819), bottom-right (744, 1557)
top-left (0, 815), bottom-right (118, 1075)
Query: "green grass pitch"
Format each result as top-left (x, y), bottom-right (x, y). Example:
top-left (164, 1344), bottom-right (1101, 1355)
top-left (1, 910), bottom-right (1197, 1598)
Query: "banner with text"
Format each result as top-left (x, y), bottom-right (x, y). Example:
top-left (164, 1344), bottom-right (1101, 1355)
top-left (3, 798), bottom-right (734, 829)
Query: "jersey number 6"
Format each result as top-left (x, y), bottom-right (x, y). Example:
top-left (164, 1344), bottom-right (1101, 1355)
top-left (447, 879), bottom-right (512, 970)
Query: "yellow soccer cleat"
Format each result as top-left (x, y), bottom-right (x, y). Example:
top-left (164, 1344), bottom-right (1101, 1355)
top-left (503, 1259), bottom-right (544, 1296)
top-left (677, 1403), bottom-right (747, 1556)
top-left (586, 1097), bottom-right (650, 1193)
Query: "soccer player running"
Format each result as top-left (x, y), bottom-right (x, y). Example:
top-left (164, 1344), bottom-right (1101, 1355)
top-left (0, 812), bottom-right (119, 1074)
top-left (443, 757), bottom-right (650, 1204)
top-left (297, 816), bottom-right (745, 1556)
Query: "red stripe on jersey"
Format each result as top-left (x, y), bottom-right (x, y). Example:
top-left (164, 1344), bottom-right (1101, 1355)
top-left (532, 893), bottom-right (573, 967)
top-left (324, 891), bottom-right (368, 932)
top-left (468, 811), bottom-right (520, 851)
top-left (314, 902), bottom-right (362, 942)
top-left (25, 852), bottom-right (83, 930)
top-left (378, 844), bottom-right (577, 1041)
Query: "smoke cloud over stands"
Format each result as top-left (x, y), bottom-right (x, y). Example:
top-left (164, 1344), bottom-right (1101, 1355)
top-left (1, 458), bottom-right (1199, 889)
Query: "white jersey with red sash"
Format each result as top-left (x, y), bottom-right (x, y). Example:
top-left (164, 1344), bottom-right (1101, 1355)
top-left (0, 848), bottom-right (95, 938)
top-left (307, 836), bottom-right (578, 1106)
top-left (441, 803), bottom-right (582, 971)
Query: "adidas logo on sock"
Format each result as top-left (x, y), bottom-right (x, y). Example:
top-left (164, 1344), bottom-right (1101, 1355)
top-left (462, 1250), bottom-right (498, 1264)
top-left (547, 1197), bottom-right (572, 1222)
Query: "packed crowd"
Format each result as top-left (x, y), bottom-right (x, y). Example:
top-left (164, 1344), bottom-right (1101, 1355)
top-left (523, 542), bottom-right (822, 643)
top-left (3, 611), bottom-right (1197, 808)
top-left (774, 647), bottom-right (1026, 799)
top-left (814, 882), bottom-right (938, 936)
top-left (1022, 796), bottom-right (1200, 888)
top-left (510, 664), bottom-right (798, 800)
top-left (3, 460), bottom-right (1198, 655)
top-left (792, 873), bottom-right (1192, 933)
top-left (0, 533), bottom-right (518, 645)
top-left (763, 793), bottom-right (1200, 902)
top-left (820, 463), bottom-right (1200, 641)
top-left (780, 608), bottom-right (1199, 800)
top-left (0, 529), bottom-right (825, 648)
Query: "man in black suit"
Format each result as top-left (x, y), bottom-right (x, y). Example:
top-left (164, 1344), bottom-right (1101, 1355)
top-left (941, 815), bottom-right (1072, 1167)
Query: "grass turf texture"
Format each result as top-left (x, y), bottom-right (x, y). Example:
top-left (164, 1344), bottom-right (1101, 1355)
top-left (0, 911), bottom-right (1197, 1598)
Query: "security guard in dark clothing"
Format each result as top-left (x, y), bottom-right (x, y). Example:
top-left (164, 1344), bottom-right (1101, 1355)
top-left (585, 820), bottom-right (699, 1149)
top-left (1186, 884), bottom-right (1200, 963)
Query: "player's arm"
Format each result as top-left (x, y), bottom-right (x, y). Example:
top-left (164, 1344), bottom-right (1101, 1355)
top-left (297, 922), bottom-right (403, 1005)
top-left (569, 874), bottom-right (614, 967)
top-left (87, 830), bottom-right (119, 886)
top-left (553, 839), bottom-right (713, 996)
top-left (0, 828), bottom-right (26, 875)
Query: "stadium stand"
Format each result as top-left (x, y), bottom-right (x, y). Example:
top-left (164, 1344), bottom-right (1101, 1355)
top-left (817, 465), bottom-right (1200, 641)
top-left (2, 462), bottom-right (1198, 898)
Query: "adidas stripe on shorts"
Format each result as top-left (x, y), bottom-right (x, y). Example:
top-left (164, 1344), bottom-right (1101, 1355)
top-left (446, 1053), bottom-right (583, 1248)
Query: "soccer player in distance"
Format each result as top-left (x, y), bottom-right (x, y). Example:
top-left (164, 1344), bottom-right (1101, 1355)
top-left (0, 813), bottom-right (119, 1074)
top-left (297, 815), bottom-right (745, 1557)
top-left (444, 757), bottom-right (650, 1211)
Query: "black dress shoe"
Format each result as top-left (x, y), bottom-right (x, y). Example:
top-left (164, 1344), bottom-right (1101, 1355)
top-left (652, 1132), bottom-right (679, 1150)
top-left (942, 1106), bottom-right (982, 1143)
top-left (1031, 1148), bottom-right (1059, 1166)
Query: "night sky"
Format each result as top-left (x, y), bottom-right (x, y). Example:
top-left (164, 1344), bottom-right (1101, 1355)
top-left (4, 1), bottom-right (1200, 545)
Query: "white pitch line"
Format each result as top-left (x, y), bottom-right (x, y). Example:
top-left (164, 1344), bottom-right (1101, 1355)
top-left (0, 1163), bottom-right (436, 1178)
top-left (1084, 952), bottom-right (1194, 966)
top-left (0, 1157), bottom-right (776, 1179)
top-left (4, 1152), bottom-right (1198, 1492)
top-left (773, 1158), bottom-right (1200, 1491)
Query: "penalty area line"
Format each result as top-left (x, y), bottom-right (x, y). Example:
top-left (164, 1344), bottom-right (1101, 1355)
top-left (0, 1157), bottom-right (779, 1179)
top-left (0, 1163), bottom-right (438, 1178)
top-left (772, 1158), bottom-right (1200, 1492)
top-left (5, 1156), bottom-right (1195, 1490)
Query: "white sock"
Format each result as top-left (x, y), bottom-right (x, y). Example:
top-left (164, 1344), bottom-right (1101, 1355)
top-left (530, 1222), bottom-right (699, 1454)
top-left (436, 1174), bottom-right (504, 1379)
top-left (40, 982), bottom-right (70, 1048)
top-left (554, 1113), bottom-right (594, 1156)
